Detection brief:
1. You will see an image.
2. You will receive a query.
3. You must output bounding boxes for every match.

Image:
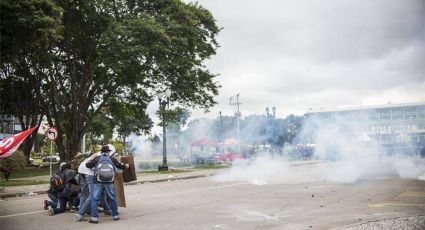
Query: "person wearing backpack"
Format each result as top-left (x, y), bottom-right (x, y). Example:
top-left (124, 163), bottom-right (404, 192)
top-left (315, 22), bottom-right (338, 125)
top-left (85, 145), bottom-right (129, 224)
top-left (43, 172), bottom-right (63, 210)
top-left (48, 162), bottom-right (78, 215)
top-left (74, 152), bottom-right (112, 222)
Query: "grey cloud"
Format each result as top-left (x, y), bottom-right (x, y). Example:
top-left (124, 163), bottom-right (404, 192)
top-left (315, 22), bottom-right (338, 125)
top-left (192, 0), bottom-right (425, 118)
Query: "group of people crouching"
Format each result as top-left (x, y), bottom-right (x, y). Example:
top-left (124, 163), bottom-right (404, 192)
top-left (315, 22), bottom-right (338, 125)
top-left (43, 144), bottom-right (129, 224)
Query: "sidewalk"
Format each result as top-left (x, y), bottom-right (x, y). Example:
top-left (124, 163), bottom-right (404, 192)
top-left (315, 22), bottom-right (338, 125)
top-left (0, 168), bottom-right (227, 199)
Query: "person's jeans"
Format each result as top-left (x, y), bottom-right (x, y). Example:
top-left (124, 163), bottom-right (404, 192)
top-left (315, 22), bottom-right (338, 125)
top-left (88, 176), bottom-right (110, 212)
top-left (79, 193), bottom-right (88, 211)
top-left (78, 179), bottom-right (88, 210)
top-left (53, 197), bottom-right (68, 214)
top-left (90, 182), bottom-right (119, 221)
top-left (47, 192), bottom-right (58, 208)
top-left (78, 194), bottom-right (90, 216)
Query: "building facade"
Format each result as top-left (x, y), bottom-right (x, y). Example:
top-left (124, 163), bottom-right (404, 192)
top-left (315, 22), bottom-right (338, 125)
top-left (305, 102), bottom-right (425, 145)
top-left (0, 114), bottom-right (23, 140)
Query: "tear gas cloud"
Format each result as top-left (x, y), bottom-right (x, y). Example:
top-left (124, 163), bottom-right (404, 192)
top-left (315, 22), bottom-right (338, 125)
top-left (127, 119), bottom-right (222, 171)
top-left (126, 112), bottom-right (424, 178)
top-left (214, 115), bottom-right (425, 184)
top-left (128, 133), bottom-right (153, 158)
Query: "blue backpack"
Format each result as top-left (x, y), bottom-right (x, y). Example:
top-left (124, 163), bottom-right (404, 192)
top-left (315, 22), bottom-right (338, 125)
top-left (95, 153), bottom-right (115, 182)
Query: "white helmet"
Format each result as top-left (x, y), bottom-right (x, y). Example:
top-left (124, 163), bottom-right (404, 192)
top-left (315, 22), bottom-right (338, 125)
top-left (106, 144), bottom-right (116, 156)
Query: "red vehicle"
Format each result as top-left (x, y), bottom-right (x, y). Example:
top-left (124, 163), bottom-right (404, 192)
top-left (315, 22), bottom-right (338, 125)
top-left (191, 138), bottom-right (244, 163)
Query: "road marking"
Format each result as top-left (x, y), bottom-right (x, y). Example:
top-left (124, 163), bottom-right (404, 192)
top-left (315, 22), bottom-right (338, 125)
top-left (245, 211), bottom-right (284, 223)
top-left (0, 210), bottom-right (46, 219)
top-left (398, 191), bottom-right (425, 198)
top-left (148, 182), bottom-right (247, 198)
top-left (369, 203), bottom-right (425, 208)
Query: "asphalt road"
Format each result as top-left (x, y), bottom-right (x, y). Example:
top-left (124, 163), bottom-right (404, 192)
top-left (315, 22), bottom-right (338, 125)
top-left (1, 164), bottom-right (424, 230)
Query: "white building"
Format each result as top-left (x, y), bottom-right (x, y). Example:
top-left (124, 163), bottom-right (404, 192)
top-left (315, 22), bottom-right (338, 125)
top-left (305, 102), bottom-right (425, 145)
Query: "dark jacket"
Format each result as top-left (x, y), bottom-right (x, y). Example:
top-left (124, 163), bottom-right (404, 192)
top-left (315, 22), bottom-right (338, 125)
top-left (85, 153), bottom-right (125, 170)
top-left (59, 169), bottom-right (78, 198)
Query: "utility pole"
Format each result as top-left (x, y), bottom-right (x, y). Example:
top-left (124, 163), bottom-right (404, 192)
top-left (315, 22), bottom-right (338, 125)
top-left (219, 111), bottom-right (225, 161)
top-left (229, 93), bottom-right (241, 152)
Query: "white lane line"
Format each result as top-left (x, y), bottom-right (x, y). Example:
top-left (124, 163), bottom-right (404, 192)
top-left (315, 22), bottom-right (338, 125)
top-left (148, 182), bottom-right (247, 198)
top-left (0, 210), bottom-right (46, 219)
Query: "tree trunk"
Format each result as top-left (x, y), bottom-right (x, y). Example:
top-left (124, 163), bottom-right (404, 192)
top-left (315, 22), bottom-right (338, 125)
top-left (19, 114), bottom-right (43, 165)
top-left (66, 124), bottom-right (83, 161)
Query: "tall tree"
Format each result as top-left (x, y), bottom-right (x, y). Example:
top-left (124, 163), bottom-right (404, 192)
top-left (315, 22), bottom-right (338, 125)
top-left (0, 0), bottom-right (63, 162)
top-left (2, 0), bottom-right (220, 160)
top-left (42, 0), bottom-right (220, 160)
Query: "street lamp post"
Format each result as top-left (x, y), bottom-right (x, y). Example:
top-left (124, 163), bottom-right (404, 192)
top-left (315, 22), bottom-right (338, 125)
top-left (158, 89), bottom-right (171, 171)
top-left (229, 93), bottom-right (241, 152)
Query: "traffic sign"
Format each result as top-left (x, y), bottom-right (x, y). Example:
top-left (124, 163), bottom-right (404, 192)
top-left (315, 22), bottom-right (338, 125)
top-left (45, 127), bottom-right (58, 140)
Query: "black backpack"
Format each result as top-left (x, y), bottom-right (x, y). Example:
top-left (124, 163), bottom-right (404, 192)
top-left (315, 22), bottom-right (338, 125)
top-left (95, 153), bottom-right (115, 182)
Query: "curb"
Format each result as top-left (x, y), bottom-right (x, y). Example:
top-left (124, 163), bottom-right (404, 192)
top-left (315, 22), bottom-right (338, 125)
top-left (125, 174), bottom-right (212, 185)
top-left (329, 215), bottom-right (425, 230)
top-left (0, 173), bottom-right (214, 199)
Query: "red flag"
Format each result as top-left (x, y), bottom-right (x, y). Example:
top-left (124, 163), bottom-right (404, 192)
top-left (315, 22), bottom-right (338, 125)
top-left (0, 126), bottom-right (38, 158)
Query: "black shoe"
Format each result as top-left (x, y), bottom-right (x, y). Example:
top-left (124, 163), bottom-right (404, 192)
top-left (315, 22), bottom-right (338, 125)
top-left (88, 220), bottom-right (98, 224)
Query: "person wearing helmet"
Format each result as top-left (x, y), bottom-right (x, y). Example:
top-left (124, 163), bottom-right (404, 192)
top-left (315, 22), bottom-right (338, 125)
top-left (48, 162), bottom-right (78, 216)
top-left (85, 144), bottom-right (129, 224)
top-left (74, 151), bottom-right (112, 222)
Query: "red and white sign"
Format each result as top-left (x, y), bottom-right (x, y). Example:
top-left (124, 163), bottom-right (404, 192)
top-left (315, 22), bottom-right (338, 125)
top-left (45, 127), bottom-right (58, 140)
top-left (0, 126), bottom-right (38, 158)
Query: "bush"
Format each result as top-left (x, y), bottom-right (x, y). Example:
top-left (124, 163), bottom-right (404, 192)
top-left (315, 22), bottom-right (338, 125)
top-left (2, 151), bottom-right (27, 172)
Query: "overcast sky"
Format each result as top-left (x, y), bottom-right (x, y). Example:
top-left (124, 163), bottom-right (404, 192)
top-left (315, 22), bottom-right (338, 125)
top-left (149, 0), bottom-right (425, 121)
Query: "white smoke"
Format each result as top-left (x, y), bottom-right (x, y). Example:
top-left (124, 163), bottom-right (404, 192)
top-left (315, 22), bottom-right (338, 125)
top-left (214, 115), bottom-right (425, 184)
top-left (393, 157), bottom-right (425, 179)
top-left (127, 133), bottom-right (152, 157)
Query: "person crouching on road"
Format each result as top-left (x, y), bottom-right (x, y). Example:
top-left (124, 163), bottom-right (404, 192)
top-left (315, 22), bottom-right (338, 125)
top-left (85, 145), bottom-right (129, 224)
top-left (48, 162), bottom-right (78, 215)
top-left (43, 172), bottom-right (61, 210)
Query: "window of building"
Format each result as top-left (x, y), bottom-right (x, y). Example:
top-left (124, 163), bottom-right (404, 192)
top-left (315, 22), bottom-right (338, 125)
top-left (405, 107), bottom-right (417, 113)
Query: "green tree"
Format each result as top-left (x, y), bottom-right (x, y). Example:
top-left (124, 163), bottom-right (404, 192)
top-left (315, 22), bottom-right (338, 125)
top-left (0, 0), bottom-right (63, 162)
top-left (42, 0), bottom-right (220, 160)
top-left (2, 0), bottom-right (220, 161)
top-left (107, 98), bottom-right (153, 153)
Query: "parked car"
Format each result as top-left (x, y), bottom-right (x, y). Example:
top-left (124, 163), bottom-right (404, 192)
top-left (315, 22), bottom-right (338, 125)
top-left (42, 156), bottom-right (60, 162)
top-left (192, 153), bottom-right (217, 164)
